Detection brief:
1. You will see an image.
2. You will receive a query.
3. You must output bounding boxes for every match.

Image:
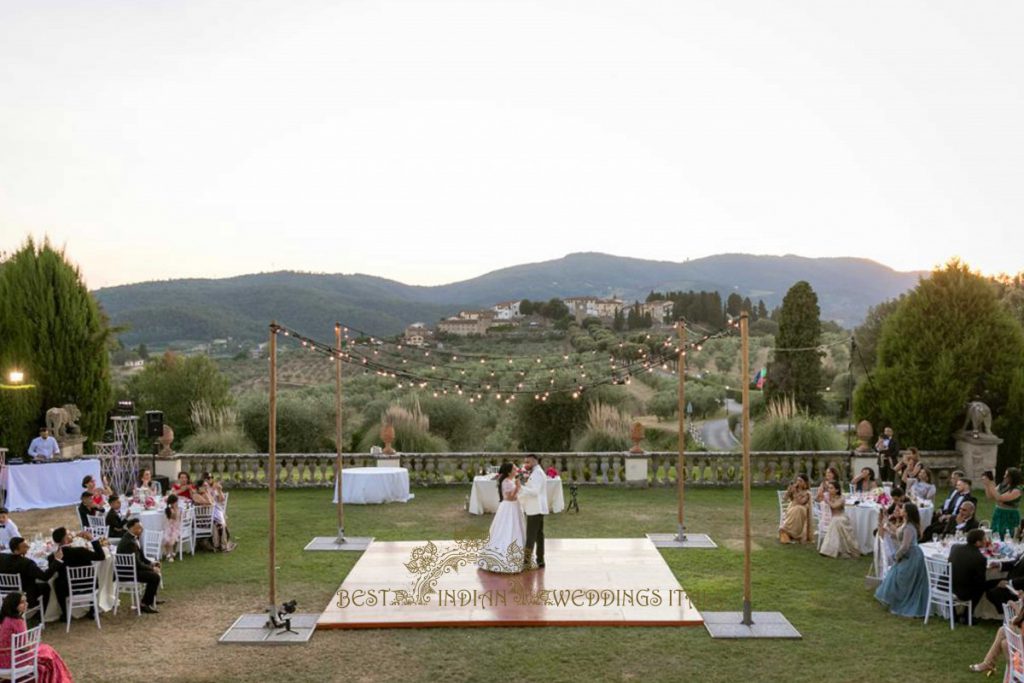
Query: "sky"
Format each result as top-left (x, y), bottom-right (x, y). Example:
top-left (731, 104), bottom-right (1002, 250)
top-left (1, 1), bottom-right (1022, 289)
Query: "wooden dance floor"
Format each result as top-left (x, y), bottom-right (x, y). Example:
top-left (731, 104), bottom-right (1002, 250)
top-left (317, 538), bottom-right (703, 629)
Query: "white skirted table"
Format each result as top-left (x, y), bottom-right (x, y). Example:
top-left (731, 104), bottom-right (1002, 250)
top-left (3, 459), bottom-right (103, 511)
top-left (468, 475), bottom-right (565, 515)
top-left (27, 540), bottom-right (117, 622)
top-left (845, 499), bottom-right (933, 554)
top-left (333, 467), bottom-right (414, 504)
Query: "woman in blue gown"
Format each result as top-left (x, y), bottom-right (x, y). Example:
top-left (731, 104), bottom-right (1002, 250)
top-left (875, 502), bottom-right (930, 617)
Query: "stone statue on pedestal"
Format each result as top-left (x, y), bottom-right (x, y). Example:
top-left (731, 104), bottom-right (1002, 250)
top-left (962, 400), bottom-right (994, 438)
top-left (45, 404), bottom-right (81, 439)
top-left (954, 400), bottom-right (1002, 489)
top-left (158, 424), bottom-right (175, 457)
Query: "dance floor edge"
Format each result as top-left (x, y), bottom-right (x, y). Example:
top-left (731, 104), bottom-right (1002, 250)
top-left (318, 538), bottom-right (703, 629)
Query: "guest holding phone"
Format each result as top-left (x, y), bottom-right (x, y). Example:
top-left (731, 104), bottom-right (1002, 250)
top-left (983, 467), bottom-right (1023, 539)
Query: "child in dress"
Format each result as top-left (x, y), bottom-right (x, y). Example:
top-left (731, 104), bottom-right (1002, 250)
top-left (161, 493), bottom-right (182, 561)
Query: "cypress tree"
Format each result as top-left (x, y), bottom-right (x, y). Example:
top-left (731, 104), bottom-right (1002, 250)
top-left (0, 239), bottom-right (113, 449)
top-left (766, 281), bottom-right (824, 413)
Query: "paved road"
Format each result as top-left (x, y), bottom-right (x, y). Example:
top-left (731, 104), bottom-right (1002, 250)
top-left (701, 399), bottom-right (741, 450)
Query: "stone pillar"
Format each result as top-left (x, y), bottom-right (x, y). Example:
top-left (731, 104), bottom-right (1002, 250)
top-left (624, 453), bottom-right (649, 487)
top-left (58, 435), bottom-right (87, 459)
top-left (955, 430), bottom-right (1003, 489)
top-left (154, 455), bottom-right (183, 482)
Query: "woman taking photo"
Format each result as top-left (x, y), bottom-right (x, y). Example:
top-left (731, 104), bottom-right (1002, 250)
top-left (983, 467), bottom-right (1023, 539)
top-left (0, 592), bottom-right (73, 682)
top-left (875, 502), bottom-right (930, 617)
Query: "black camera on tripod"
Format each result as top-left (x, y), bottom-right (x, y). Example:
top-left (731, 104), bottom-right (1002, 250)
top-left (266, 600), bottom-right (298, 634)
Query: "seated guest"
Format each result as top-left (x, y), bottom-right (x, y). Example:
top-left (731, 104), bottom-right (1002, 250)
top-left (936, 500), bottom-right (979, 539)
top-left (139, 468), bottom-right (161, 495)
top-left (46, 527), bottom-right (105, 623)
top-left (985, 535), bottom-right (1024, 616)
top-left (923, 475), bottom-right (975, 541)
top-left (171, 472), bottom-right (194, 501)
top-left (0, 508), bottom-right (21, 551)
top-left (907, 467), bottom-right (936, 504)
top-left (894, 447), bottom-right (921, 482)
top-left (82, 474), bottom-right (110, 508)
top-left (886, 487), bottom-right (907, 519)
top-left (814, 466), bottom-right (841, 504)
top-left (950, 528), bottom-right (989, 613)
top-left (105, 495), bottom-right (127, 539)
top-left (0, 591), bottom-right (74, 681)
top-left (116, 519), bottom-right (162, 614)
top-left (76, 491), bottom-right (103, 529)
top-left (875, 502), bottom-right (930, 617)
top-left (192, 474), bottom-right (214, 507)
top-left (819, 480), bottom-right (860, 559)
top-left (0, 537), bottom-right (58, 615)
top-left (970, 600), bottom-right (1024, 674)
top-left (26, 427), bottom-right (60, 461)
top-left (852, 467), bottom-right (878, 493)
top-left (779, 474), bottom-right (812, 544)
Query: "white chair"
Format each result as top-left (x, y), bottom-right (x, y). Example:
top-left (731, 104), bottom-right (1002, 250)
top-left (0, 573), bottom-right (42, 628)
top-left (87, 525), bottom-right (109, 541)
top-left (178, 506), bottom-right (196, 559)
top-left (0, 624), bottom-right (41, 683)
top-left (1006, 625), bottom-right (1024, 683)
top-left (812, 499), bottom-right (829, 550)
top-left (868, 532), bottom-right (894, 582)
top-left (113, 553), bottom-right (143, 617)
top-left (86, 513), bottom-right (106, 529)
top-left (193, 505), bottom-right (214, 548)
top-left (924, 556), bottom-right (972, 629)
top-left (65, 564), bottom-right (101, 632)
top-left (1005, 600), bottom-right (1021, 629)
top-left (776, 491), bottom-right (791, 530)
top-left (141, 530), bottom-right (165, 588)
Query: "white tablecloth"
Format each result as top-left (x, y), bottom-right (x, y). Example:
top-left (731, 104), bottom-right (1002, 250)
top-left (3, 459), bottom-right (102, 511)
top-left (468, 476), bottom-right (565, 515)
top-left (846, 500), bottom-right (933, 555)
top-left (125, 506), bottom-right (166, 533)
top-left (333, 467), bottom-right (413, 504)
top-left (27, 542), bottom-right (117, 622)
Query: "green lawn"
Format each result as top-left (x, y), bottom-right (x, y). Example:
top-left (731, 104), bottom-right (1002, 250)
top-left (46, 486), bottom-right (999, 682)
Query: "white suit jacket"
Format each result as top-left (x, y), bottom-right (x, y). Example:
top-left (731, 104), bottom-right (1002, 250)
top-left (519, 466), bottom-right (549, 516)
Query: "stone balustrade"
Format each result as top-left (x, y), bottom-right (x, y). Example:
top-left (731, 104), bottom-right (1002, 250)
top-left (161, 450), bottom-right (963, 490)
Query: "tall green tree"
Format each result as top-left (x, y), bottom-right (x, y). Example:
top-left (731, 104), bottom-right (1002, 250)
top-left (725, 293), bottom-right (744, 318)
top-left (854, 261), bottom-right (1024, 467)
top-left (0, 239), bottom-right (113, 448)
top-left (765, 281), bottom-right (824, 412)
top-left (125, 352), bottom-right (231, 439)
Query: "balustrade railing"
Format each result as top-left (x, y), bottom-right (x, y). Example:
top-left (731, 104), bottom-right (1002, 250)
top-left (165, 450), bottom-right (962, 490)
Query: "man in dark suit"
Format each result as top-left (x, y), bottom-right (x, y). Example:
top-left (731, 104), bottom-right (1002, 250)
top-left (46, 527), bottom-right (105, 622)
top-left (923, 476), bottom-right (977, 542)
top-left (937, 501), bottom-right (980, 537)
top-left (116, 518), bottom-right (162, 614)
top-left (0, 537), bottom-right (58, 615)
top-left (77, 492), bottom-right (103, 529)
top-left (950, 529), bottom-right (989, 614)
top-left (987, 542), bottom-right (1024, 615)
top-left (105, 495), bottom-right (127, 539)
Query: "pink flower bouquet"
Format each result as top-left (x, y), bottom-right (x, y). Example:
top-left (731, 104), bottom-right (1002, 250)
top-left (546, 467), bottom-right (559, 478)
top-left (144, 497), bottom-right (157, 510)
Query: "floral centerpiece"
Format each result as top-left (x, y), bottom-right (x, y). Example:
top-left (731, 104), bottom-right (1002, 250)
top-left (871, 487), bottom-right (890, 506)
top-left (546, 467), bottom-right (558, 479)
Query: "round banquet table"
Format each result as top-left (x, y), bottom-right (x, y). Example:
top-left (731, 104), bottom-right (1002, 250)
top-left (28, 540), bottom-right (117, 622)
top-left (845, 499), bottom-right (933, 555)
top-left (332, 467), bottom-right (414, 504)
top-left (468, 475), bottom-right (565, 515)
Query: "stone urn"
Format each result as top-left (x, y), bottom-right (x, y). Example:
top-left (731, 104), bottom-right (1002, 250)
top-left (381, 422), bottom-right (396, 455)
top-left (629, 421), bottom-right (645, 454)
top-left (855, 420), bottom-right (873, 453)
top-left (158, 424), bottom-right (175, 457)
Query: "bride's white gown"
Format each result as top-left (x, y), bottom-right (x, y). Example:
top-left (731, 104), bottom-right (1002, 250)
top-left (478, 478), bottom-right (526, 573)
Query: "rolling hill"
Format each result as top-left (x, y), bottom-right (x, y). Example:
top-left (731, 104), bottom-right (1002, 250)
top-left (94, 252), bottom-right (925, 345)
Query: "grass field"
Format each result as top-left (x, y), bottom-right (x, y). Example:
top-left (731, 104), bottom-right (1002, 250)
top-left (23, 486), bottom-right (999, 683)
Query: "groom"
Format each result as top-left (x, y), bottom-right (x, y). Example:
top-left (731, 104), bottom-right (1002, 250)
top-left (519, 454), bottom-right (549, 569)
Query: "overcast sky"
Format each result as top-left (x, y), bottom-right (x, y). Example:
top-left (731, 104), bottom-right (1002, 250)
top-left (1, 1), bottom-right (1021, 289)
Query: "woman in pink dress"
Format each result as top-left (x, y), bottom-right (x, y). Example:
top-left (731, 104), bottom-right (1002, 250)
top-left (0, 592), bottom-right (73, 682)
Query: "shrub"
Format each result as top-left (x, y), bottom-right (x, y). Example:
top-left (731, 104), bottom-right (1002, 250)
top-left (418, 395), bottom-right (479, 450)
top-left (357, 402), bottom-right (448, 453)
top-left (751, 397), bottom-right (844, 451)
top-left (574, 401), bottom-right (631, 451)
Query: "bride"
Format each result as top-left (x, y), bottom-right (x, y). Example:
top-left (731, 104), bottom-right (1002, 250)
top-left (478, 463), bottom-right (526, 573)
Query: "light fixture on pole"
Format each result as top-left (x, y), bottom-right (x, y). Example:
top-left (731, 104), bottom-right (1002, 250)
top-left (1, 369), bottom-right (35, 390)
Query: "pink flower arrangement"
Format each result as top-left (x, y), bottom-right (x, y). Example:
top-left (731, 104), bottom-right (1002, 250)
top-left (144, 497), bottom-right (156, 510)
top-left (546, 467), bottom-right (558, 478)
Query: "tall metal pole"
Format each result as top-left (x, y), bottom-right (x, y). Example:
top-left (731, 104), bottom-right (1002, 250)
top-left (335, 323), bottom-right (346, 544)
top-left (740, 312), bottom-right (753, 626)
top-left (268, 322), bottom-right (278, 610)
top-left (676, 320), bottom-right (687, 542)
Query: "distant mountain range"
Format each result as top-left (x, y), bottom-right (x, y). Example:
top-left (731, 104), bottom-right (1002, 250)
top-left (93, 252), bottom-right (926, 345)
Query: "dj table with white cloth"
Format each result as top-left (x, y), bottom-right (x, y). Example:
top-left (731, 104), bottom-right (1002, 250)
top-left (469, 475), bottom-right (565, 515)
top-left (332, 467), bottom-right (414, 504)
top-left (845, 499), bottom-right (933, 555)
top-left (3, 459), bottom-right (102, 511)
